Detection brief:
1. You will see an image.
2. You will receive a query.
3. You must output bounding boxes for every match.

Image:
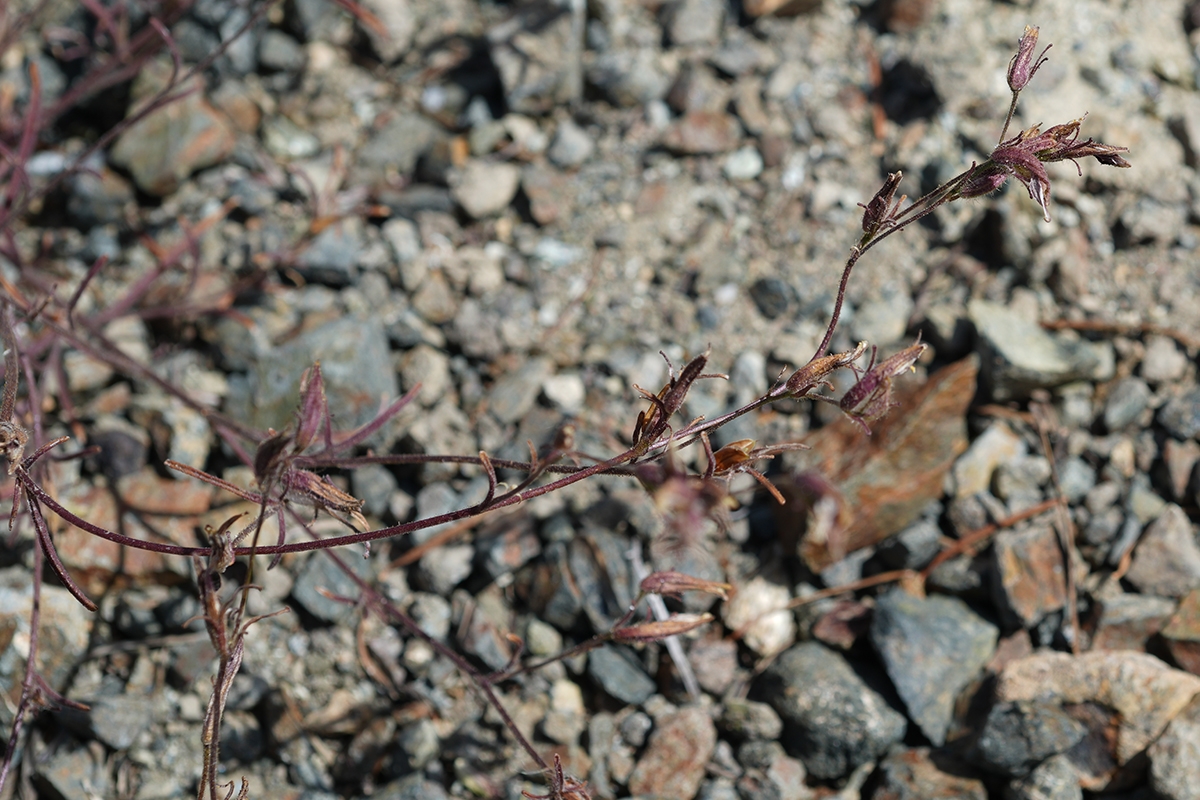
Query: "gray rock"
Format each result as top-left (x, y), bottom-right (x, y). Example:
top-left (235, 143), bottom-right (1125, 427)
top-left (291, 549), bottom-right (373, 623)
top-left (736, 740), bottom-right (810, 800)
top-left (724, 146), bottom-right (764, 180)
top-left (262, 115), bottom-right (321, 160)
top-left (1057, 457), bottom-right (1097, 503)
top-left (294, 217), bottom-right (362, 285)
top-left (663, 0), bottom-right (723, 46)
top-left (1005, 754), bottom-right (1083, 800)
top-left (1141, 335), bottom-right (1187, 384)
top-left (719, 698), bottom-right (783, 741)
top-left (870, 590), bottom-right (998, 745)
top-left (969, 299), bottom-right (1110, 401)
top-left (66, 167), bottom-right (135, 229)
top-left (35, 746), bottom-right (110, 800)
top-left (226, 316), bottom-right (399, 436)
top-left (1149, 695), bottom-right (1200, 800)
top-left (748, 277), bottom-right (794, 320)
top-left (758, 642), bottom-right (906, 779)
top-left (109, 65), bottom-right (235, 196)
top-left (360, 0), bottom-right (416, 61)
top-left (394, 719), bottom-right (440, 772)
top-left (876, 516), bottom-right (943, 570)
top-left (406, 592), bottom-right (452, 640)
top-left (588, 48), bottom-right (673, 107)
top-left (258, 29), bottom-right (307, 72)
top-left (953, 422), bottom-right (1025, 498)
top-left (489, 357), bottom-right (553, 423)
top-left (219, 709), bottom-right (264, 762)
top-left (1103, 377), bottom-right (1151, 431)
top-left (490, 7), bottom-right (577, 113)
top-left (0, 568), bottom-right (94, 729)
top-left (356, 113), bottom-right (443, 184)
top-left (1158, 388), bottom-right (1200, 440)
top-left (82, 694), bottom-right (155, 749)
top-left (374, 773), bottom-right (450, 800)
top-left (588, 645), bottom-right (655, 706)
top-left (975, 700), bottom-right (1087, 777)
top-left (548, 118), bottom-right (595, 168)
top-left (450, 160), bottom-right (521, 218)
top-left (418, 543), bottom-right (474, 595)
top-left (1125, 504), bottom-right (1200, 598)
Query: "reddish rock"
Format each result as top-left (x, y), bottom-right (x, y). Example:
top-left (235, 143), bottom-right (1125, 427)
top-left (662, 111), bottom-right (741, 155)
top-left (521, 165), bottom-right (574, 226)
top-left (991, 523), bottom-right (1067, 628)
top-left (627, 706), bottom-right (716, 800)
top-left (779, 357), bottom-right (976, 571)
top-left (1090, 589), bottom-right (1175, 652)
top-left (872, 747), bottom-right (987, 800)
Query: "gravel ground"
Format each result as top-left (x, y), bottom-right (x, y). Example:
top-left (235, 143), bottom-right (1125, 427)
top-left (3, 0), bottom-right (1200, 798)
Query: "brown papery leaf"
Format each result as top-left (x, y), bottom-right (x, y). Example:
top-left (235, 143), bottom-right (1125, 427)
top-left (777, 355), bottom-right (978, 571)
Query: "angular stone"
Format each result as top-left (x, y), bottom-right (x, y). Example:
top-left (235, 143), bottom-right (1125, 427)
top-left (663, 0), bottom-right (724, 46)
top-left (109, 63), bottom-right (234, 196)
top-left (870, 590), bottom-right (998, 745)
top-left (662, 111), bottom-right (741, 154)
top-left (1162, 587), bottom-right (1200, 675)
top-left (1158, 387), bottom-right (1200, 440)
top-left (588, 645), bottom-right (655, 706)
top-left (451, 160), bottom-right (521, 218)
top-left (1148, 694), bottom-right (1200, 800)
top-left (0, 568), bottom-right (95, 729)
top-left (758, 642), bottom-right (906, 780)
top-left (995, 651), bottom-right (1200, 788)
top-left (628, 707), bottom-right (716, 800)
top-left (953, 421), bottom-right (1025, 498)
top-left (1125, 505), bottom-right (1200, 598)
top-left (871, 747), bottom-right (987, 800)
top-left (1004, 754), bottom-right (1083, 800)
top-left (522, 164), bottom-right (574, 226)
top-left (779, 357), bottom-right (976, 571)
top-left (970, 300), bottom-right (1109, 402)
top-left (721, 575), bottom-right (794, 657)
top-left (975, 700), bottom-right (1088, 777)
top-left (490, 7), bottom-right (577, 114)
top-left (1090, 589), bottom-right (1176, 652)
top-left (991, 524), bottom-right (1068, 628)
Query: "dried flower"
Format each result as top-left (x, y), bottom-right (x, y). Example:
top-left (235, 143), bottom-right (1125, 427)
top-left (859, 172), bottom-right (905, 240)
top-left (839, 341), bottom-right (926, 433)
top-left (1007, 25), bottom-right (1050, 94)
top-left (955, 116), bottom-right (1130, 221)
top-left (614, 613), bottom-right (714, 644)
top-left (640, 571), bottom-right (733, 601)
top-left (785, 341), bottom-right (867, 397)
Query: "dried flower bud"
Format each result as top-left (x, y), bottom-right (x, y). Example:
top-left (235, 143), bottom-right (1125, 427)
top-left (614, 613), bottom-right (714, 644)
top-left (785, 341), bottom-right (868, 397)
top-left (1007, 25), bottom-right (1050, 94)
top-left (294, 363), bottom-right (329, 452)
top-left (859, 171), bottom-right (904, 239)
top-left (285, 469), bottom-right (370, 531)
top-left (641, 571), bottom-right (733, 601)
top-left (839, 341), bottom-right (926, 432)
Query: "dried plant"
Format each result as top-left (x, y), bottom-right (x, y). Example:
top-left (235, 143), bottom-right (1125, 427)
top-left (0, 15), bottom-right (1129, 800)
